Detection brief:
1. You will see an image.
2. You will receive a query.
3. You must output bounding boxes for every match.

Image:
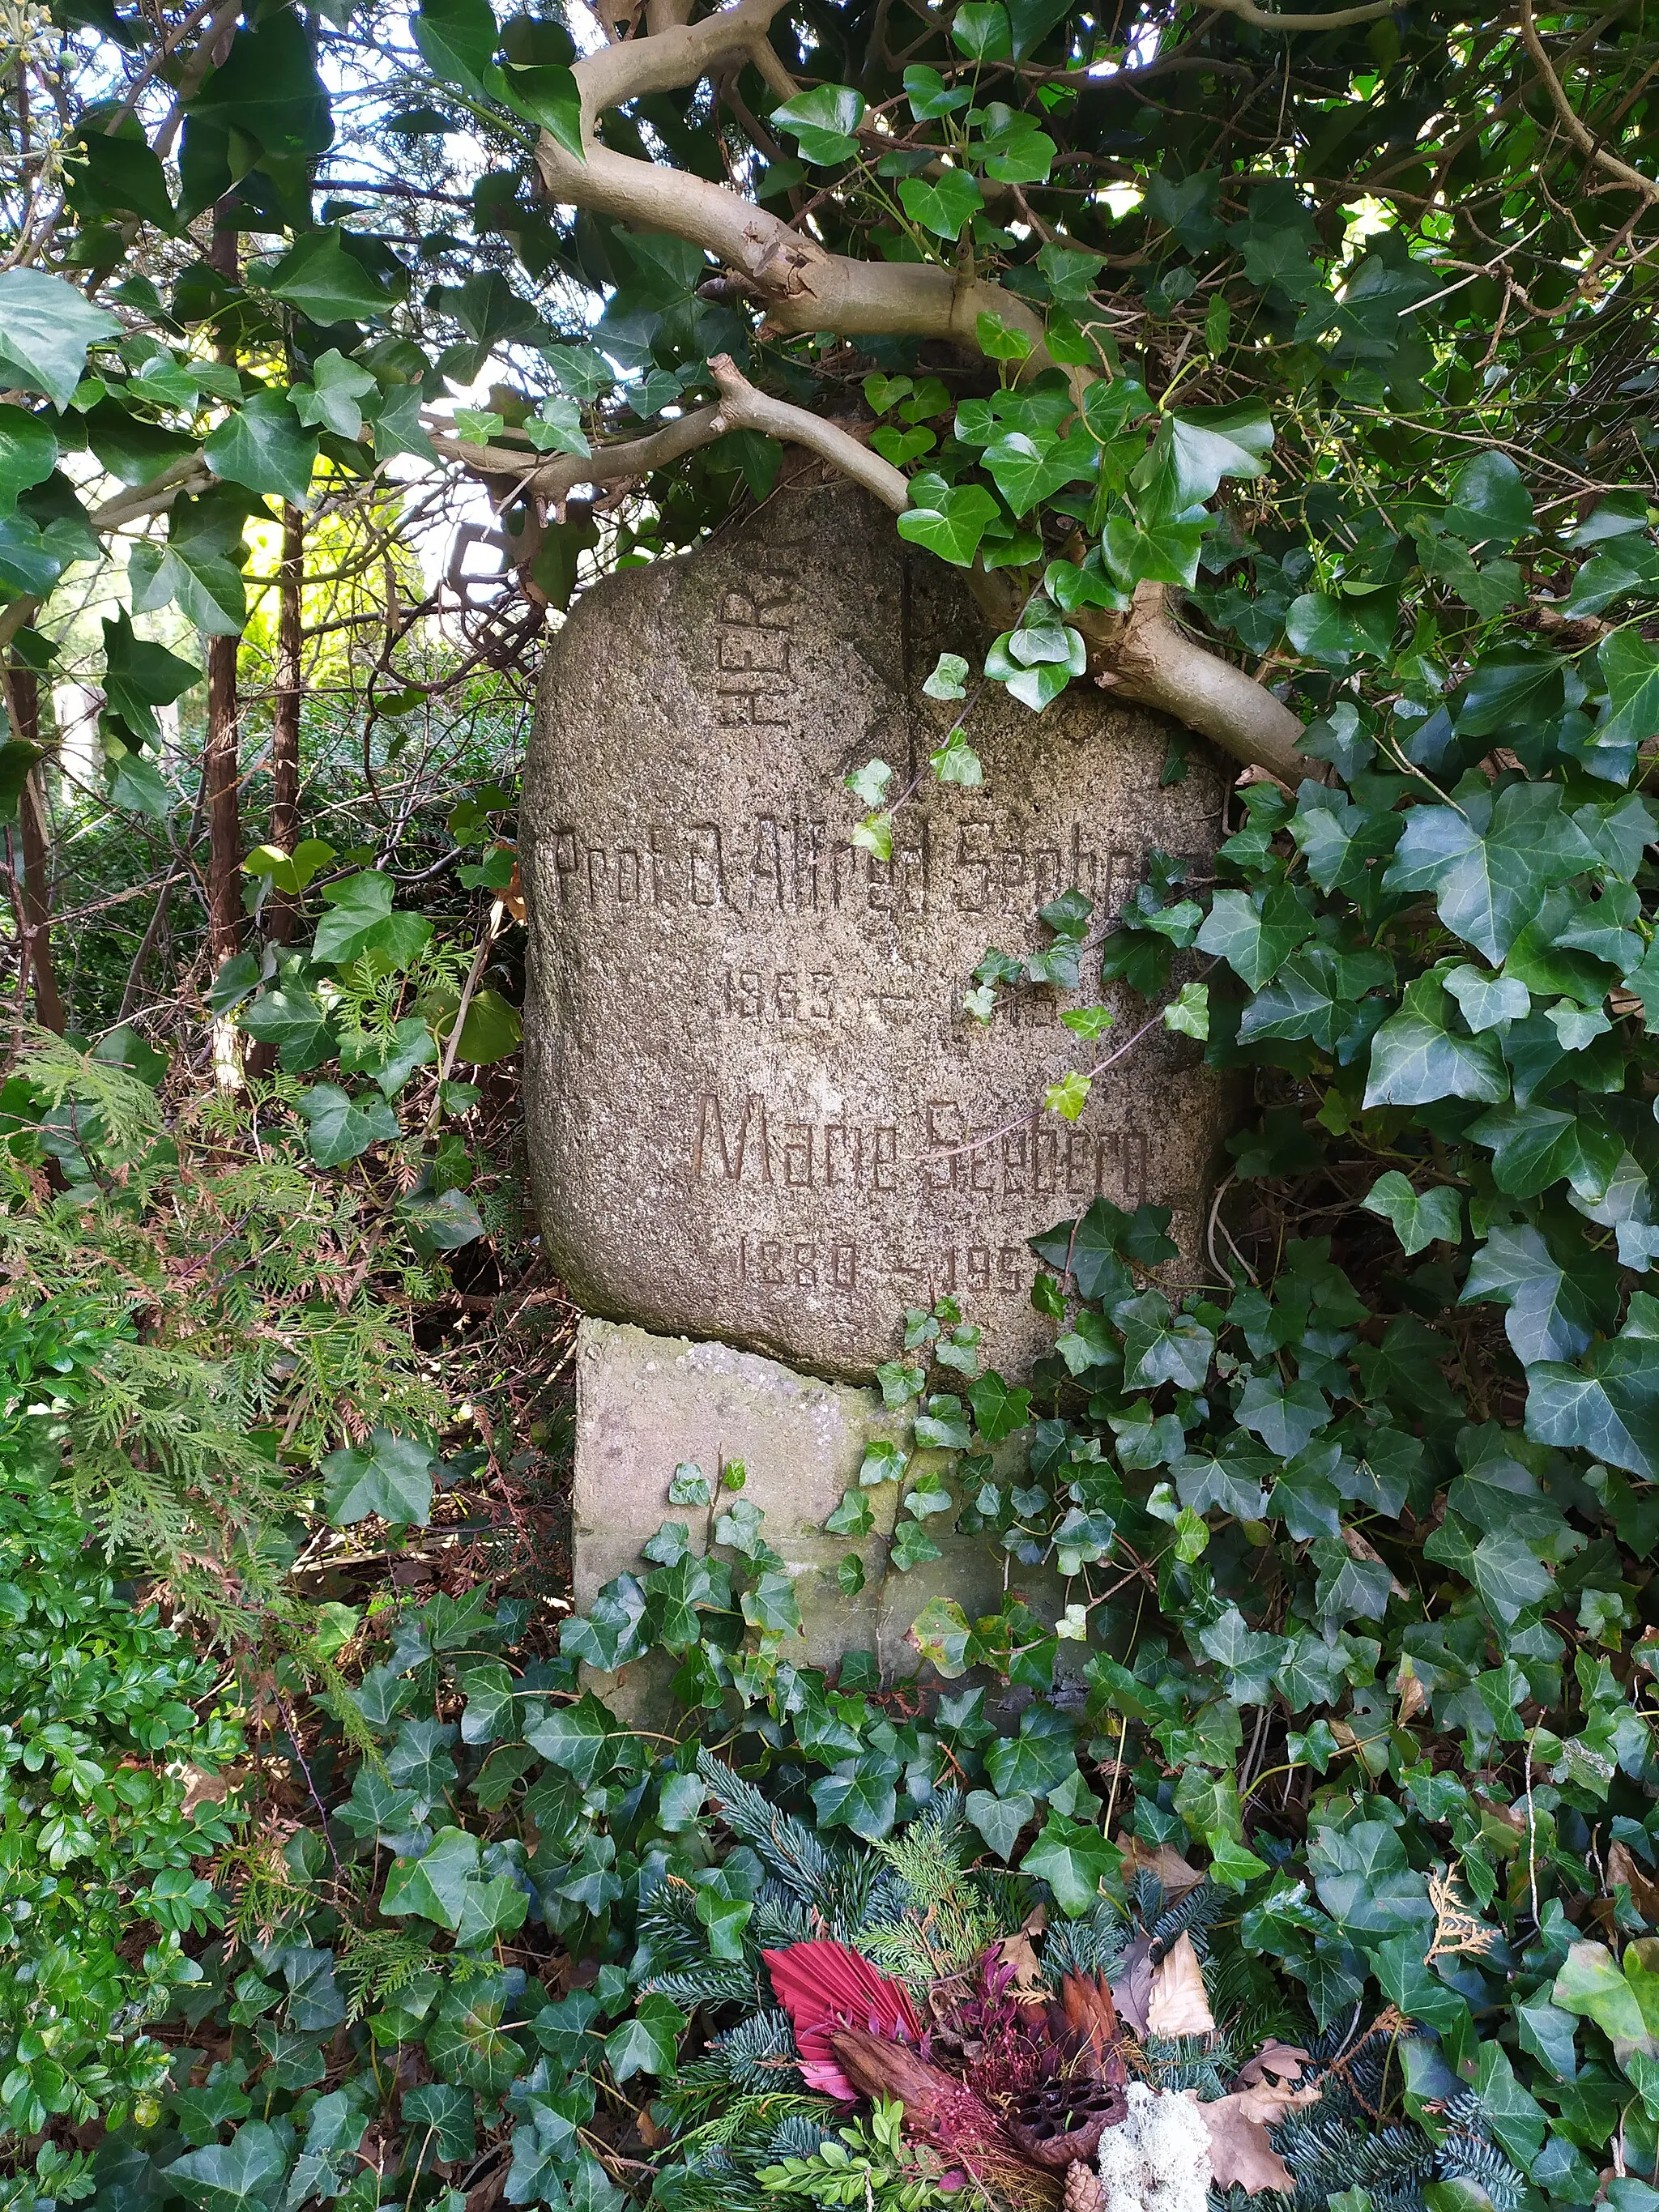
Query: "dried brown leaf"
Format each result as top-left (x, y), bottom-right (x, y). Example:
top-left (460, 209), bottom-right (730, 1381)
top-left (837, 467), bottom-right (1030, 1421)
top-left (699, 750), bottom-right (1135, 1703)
top-left (1107, 1935), bottom-right (1153, 2039)
top-left (999, 1929), bottom-right (1046, 1993)
top-left (1235, 2044), bottom-right (1312, 2105)
top-left (1198, 2095), bottom-right (1292, 2194)
top-left (1145, 1933), bottom-right (1216, 2039)
top-left (1609, 1842), bottom-right (1659, 1926)
top-left (1115, 1836), bottom-right (1205, 1899)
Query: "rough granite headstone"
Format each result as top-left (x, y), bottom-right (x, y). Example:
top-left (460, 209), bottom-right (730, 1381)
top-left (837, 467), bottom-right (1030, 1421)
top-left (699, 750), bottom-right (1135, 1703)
top-left (522, 482), bottom-right (1234, 1384)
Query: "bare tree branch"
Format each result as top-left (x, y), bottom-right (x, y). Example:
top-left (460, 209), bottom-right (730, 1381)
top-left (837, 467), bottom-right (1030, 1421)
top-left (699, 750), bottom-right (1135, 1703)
top-left (1199, 0), bottom-right (1395, 28)
top-left (428, 404), bottom-right (727, 504)
top-left (1517, 0), bottom-right (1659, 202)
top-left (707, 353), bottom-right (910, 508)
top-left (531, 0), bottom-right (1054, 366)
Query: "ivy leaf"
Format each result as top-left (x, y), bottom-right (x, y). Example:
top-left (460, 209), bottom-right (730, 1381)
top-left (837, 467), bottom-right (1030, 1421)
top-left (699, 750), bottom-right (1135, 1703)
top-left (1596, 629), bottom-right (1659, 774)
top-left (1362, 1171), bottom-right (1463, 1256)
top-left (966, 1786), bottom-right (1032, 1859)
top-left (889, 1519), bottom-right (943, 1572)
top-left (1560, 532), bottom-right (1659, 616)
top-left (523, 394), bottom-right (590, 458)
top-left (771, 83), bottom-right (866, 164)
top-left (809, 1757), bottom-right (898, 1839)
top-left (1132, 401), bottom-right (1273, 520)
top-left (165, 2122), bottom-right (292, 2212)
top-left (1195, 885), bottom-right (1313, 989)
top-left (913, 1394), bottom-right (971, 1449)
top-left (129, 493), bottom-right (248, 637)
top-left (1117, 1292), bottom-right (1214, 1391)
top-left (323, 1431), bottom-right (436, 1527)
top-left (1383, 782), bottom-right (1598, 964)
top-left (313, 871), bottom-right (405, 963)
top-left (402, 2085), bottom-right (474, 2165)
top-left (413, 0), bottom-right (498, 97)
top-left (983, 428), bottom-right (1092, 514)
top-left (288, 350), bottom-right (377, 440)
top-left (1308, 1819), bottom-right (1434, 1940)
top-left (910, 1596), bottom-right (973, 1677)
top-left (0, 406), bottom-right (55, 518)
top-left (898, 167), bottom-right (984, 237)
top-left (298, 1082), bottom-right (399, 1167)
top-left (0, 271), bottom-right (118, 407)
top-left (1021, 1810), bottom-right (1120, 1916)
top-left (986, 1705), bottom-right (1074, 1798)
top-left (101, 610), bottom-right (197, 744)
top-left (1525, 1300), bottom-right (1659, 1479)
top-left (382, 1826), bottom-right (480, 1930)
top-left (1363, 986), bottom-right (1509, 1108)
top-left (501, 62), bottom-right (584, 159)
top-left (204, 390), bottom-right (318, 505)
top-left (968, 1369), bottom-right (1032, 1443)
top-left (240, 982), bottom-right (335, 1073)
top-left (903, 65), bottom-right (970, 117)
top-left (952, 2), bottom-right (1013, 56)
top-left (897, 475), bottom-right (1000, 565)
top-left (1461, 1221), bottom-right (1613, 1366)
top-left (267, 229), bottom-right (400, 323)
top-left (1444, 449), bottom-right (1534, 545)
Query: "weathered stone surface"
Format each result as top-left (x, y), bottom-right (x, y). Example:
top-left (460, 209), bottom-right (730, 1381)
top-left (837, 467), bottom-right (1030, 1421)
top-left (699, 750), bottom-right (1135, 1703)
top-left (573, 1316), bottom-right (1057, 1684)
top-left (524, 483), bottom-right (1233, 1382)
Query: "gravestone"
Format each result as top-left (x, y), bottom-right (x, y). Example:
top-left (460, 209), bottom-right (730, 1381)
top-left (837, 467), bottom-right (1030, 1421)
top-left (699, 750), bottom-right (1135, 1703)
top-left (522, 483), bottom-right (1234, 1387)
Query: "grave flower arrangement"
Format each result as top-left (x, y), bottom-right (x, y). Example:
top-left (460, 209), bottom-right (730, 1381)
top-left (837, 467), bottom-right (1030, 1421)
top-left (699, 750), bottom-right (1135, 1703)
top-left (639, 1758), bottom-right (1521, 2212)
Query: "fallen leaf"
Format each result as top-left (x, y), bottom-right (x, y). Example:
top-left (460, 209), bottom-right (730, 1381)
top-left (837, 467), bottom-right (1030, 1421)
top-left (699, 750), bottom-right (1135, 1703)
top-left (998, 1929), bottom-right (1046, 1994)
top-left (1116, 1835), bottom-right (1205, 1898)
top-left (180, 1765), bottom-right (233, 1816)
top-left (1107, 1933), bottom-right (1154, 2039)
top-left (1145, 1933), bottom-right (1216, 2039)
top-left (1609, 1842), bottom-right (1659, 1926)
top-left (1060, 1971), bottom-right (1121, 2067)
top-left (1232, 2046), bottom-right (1316, 2121)
top-left (1342, 1522), bottom-right (1408, 1599)
top-left (1395, 1657), bottom-right (1427, 1727)
top-left (1197, 2089), bottom-right (1304, 2194)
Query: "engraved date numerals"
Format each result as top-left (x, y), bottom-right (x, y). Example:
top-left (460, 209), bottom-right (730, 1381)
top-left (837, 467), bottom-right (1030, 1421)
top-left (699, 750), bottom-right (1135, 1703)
top-left (723, 967), bottom-right (837, 1023)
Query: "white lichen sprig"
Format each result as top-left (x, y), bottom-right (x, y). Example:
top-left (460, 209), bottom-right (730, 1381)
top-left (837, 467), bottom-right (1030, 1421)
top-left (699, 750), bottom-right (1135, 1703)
top-left (1095, 2083), bottom-right (1213, 2212)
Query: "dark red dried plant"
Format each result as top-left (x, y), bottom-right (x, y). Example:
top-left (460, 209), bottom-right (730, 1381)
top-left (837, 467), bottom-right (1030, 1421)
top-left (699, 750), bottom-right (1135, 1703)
top-left (830, 2028), bottom-right (1063, 2212)
top-left (762, 1940), bottom-right (924, 2100)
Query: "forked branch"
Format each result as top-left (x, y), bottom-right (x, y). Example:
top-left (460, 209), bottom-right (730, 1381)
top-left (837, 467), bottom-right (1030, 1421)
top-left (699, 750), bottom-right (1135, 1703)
top-left (499, 0), bottom-right (1312, 777)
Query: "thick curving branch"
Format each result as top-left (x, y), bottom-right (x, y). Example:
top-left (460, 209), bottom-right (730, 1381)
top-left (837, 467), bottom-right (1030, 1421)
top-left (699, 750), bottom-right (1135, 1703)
top-left (1516, 0), bottom-right (1659, 202)
top-left (505, 0), bottom-right (1311, 776)
top-left (1200, 0), bottom-right (1396, 28)
top-left (1089, 585), bottom-right (1311, 785)
top-left (427, 405), bottom-right (727, 505)
top-left (707, 354), bottom-right (910, 508)
top-left (531, 0), bottom-right (1054, 368)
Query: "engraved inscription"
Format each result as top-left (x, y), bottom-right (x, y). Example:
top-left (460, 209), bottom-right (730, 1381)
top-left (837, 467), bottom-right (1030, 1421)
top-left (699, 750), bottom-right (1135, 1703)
top-left (689, 1089), bottom-right (1149, 1210)
top-left (547, 811), bottom-right (1158, 920)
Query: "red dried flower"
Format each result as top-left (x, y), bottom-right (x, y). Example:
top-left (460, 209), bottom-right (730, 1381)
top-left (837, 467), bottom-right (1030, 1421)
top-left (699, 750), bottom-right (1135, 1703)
top-left (763, 1940), bottom-right (924, 2100)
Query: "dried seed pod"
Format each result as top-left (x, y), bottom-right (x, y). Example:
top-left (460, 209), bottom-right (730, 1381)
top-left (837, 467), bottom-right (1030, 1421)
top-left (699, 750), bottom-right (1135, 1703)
top-left (1005, 2078), bottom-right (1129, 2170)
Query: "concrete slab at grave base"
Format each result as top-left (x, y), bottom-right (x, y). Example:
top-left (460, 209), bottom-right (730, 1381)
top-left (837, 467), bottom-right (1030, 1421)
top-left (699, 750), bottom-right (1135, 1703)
top-left (573, 1316), bottom-right (1064, 1697)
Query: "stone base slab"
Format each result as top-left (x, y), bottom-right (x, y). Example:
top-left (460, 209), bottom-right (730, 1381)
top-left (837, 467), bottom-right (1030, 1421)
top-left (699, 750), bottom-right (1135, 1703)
top-left (573, 1316), bottom-right (1062, 1686)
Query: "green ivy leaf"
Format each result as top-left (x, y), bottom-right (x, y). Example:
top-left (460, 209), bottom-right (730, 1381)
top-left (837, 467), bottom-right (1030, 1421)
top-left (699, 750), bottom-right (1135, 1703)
top-left (322, 1430), bottom-right (436, 1527)
top-left (0, 271), bottom-right (118, 407)
top-left (298, 1082), bottom-right (400, 1168)
top-left (1361, 1171), bottom-right (1464, 1256)
top-left (770, 83), bottom-right (866, 164)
